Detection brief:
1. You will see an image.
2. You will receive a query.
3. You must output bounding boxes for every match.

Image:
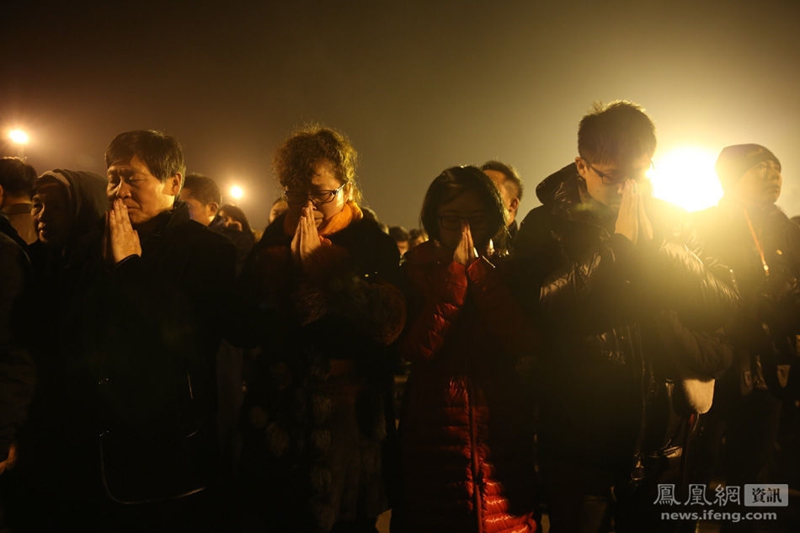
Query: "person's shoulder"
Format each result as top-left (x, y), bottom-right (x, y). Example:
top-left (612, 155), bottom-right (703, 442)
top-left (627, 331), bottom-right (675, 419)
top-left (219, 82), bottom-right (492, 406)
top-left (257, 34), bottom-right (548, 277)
top-left (517, 204), bottom-right (560, 242)
top-left (335, 216), bottom-right (395, 251)
top-left (351, 215), bottom-right (389, 237)
top-left (170, 218), bottom-right (236, 255)
top-left (403, 240), bottom-right (446, 268)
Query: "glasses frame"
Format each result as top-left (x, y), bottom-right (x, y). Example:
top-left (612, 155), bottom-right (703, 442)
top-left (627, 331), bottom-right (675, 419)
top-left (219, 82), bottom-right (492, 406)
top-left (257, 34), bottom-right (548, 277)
top-left (437, 214), bottom-right (489, 232)
top-left (585, 159), bottom-right (654, 185)
top-left (283, 182), bottom-right (346, 206)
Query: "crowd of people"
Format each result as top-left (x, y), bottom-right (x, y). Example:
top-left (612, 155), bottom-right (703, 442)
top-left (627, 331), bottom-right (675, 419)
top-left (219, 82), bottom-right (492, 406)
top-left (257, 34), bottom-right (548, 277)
top-left (0, 100), bottom-right (798, 533)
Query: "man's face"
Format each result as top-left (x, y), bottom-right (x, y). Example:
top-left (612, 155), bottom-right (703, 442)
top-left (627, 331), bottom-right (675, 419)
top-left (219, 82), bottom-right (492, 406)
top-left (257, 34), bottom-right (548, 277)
top-left (396, 240), bottom-right (409, 256)
top-left (732, 159), bottom-right (782, 208)
top-left (576, 153), bottom-right (653, 211)
top-left (107, 155), bottom-right (180, 227)
top-left (179, 187), bottom-right (216, 226)
top-left (484, 169), bottom-right (519, 225)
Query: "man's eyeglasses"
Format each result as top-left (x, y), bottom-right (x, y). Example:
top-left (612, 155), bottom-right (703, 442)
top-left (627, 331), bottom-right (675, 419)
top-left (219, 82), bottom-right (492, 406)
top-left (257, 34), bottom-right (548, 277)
top-left (438, 214), bottom-right (489, 231)
top-left (283, 183), bottom-right (345, 205)
top-left (585, 160), bottom-right (653, 185)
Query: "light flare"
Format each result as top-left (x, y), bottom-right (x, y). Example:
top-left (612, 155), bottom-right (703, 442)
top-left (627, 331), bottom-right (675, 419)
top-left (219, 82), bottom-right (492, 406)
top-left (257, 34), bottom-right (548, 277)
top-left (650, 146), bottom-right (723, 212)
top-left (9, 129), bottom-right (29, 145)
top-left (229, 185), bottom-right (244, 201)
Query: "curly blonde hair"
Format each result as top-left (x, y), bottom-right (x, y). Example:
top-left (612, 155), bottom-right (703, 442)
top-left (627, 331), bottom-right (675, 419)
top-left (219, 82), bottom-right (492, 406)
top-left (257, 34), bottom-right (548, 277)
top-left (273, 125), bottom-right (361, 203)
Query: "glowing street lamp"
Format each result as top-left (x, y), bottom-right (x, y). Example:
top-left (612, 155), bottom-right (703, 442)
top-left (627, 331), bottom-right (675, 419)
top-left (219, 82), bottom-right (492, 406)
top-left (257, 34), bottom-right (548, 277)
top-left (9, 129), bottom-right (29, 145)
top-left (8, 129), bottom-right (29, 159)
top-left (229, 185), bottom-right (244, 202)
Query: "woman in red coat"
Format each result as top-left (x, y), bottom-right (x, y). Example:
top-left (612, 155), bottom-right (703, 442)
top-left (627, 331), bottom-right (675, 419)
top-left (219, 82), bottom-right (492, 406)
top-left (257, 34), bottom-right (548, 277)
top-left (391, 166), bottom-right (539, 533)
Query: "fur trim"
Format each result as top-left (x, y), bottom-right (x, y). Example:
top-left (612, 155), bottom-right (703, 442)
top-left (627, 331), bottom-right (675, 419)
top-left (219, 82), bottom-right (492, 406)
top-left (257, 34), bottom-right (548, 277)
top-left (310, 429), bottom-right (331, 454)
top-left (309, 466), bottom-right (332, 492)
top-left (248, 406), bottom-right (268, 430)
top-left (269, 362), bottom-right (293, 390)
top-left (266, 423), bottom-right (290, 457)
top-left (310, 393), bottom-right (332, 425)
top-left (310, 501), bottom-right (337, 533)
top-left (293, 282), bottom-right (328, 326)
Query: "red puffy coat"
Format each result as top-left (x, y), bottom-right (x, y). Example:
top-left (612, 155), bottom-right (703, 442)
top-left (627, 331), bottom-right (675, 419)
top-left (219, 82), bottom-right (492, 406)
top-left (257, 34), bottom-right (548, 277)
top-left (391, 242), bottom-right (538, 533)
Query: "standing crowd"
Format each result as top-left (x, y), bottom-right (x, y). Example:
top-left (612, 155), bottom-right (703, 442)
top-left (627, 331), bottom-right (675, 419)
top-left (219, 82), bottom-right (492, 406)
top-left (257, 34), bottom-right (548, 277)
top-left (0, 100), bottom-right (798, 533)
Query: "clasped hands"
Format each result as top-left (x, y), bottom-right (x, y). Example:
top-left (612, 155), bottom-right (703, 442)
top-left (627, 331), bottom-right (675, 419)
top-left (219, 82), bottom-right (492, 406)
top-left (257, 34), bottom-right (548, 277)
top-left (291, 202), bottom-right (322, 270)
top-left (445, 221), bottom-right (492, 267)
top-left (614, 179), bottom-right (653, 245)
top-left (105, 199), bottom-right (142, 264)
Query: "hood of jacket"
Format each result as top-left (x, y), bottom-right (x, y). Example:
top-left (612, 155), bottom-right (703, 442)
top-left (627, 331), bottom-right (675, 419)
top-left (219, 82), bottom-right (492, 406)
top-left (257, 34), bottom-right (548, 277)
top-left (535, 162), bottom-right (618, 230)
top-left (37, 169), bottom-right (108, 244)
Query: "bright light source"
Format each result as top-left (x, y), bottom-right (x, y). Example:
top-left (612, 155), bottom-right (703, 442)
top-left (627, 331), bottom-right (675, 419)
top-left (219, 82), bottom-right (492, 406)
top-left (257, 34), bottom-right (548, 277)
top-left (9, 129), bottom-right (29, 145)
top-left (650, 146), bottom-right (723, 212)
top-left (229, 185), bottom-right (244, 201)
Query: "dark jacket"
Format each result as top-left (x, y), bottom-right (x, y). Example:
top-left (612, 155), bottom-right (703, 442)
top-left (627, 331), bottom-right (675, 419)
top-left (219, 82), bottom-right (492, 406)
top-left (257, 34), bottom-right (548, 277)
top-left (83, 202), bottom-right (236, 504)
top-left (391, 241), bottom-right (538, 533)
top-left (210, 218), bottom-right (255, 275)
top-left (0, 217), bottom-right (35, 460)
top-left (512, 164), bottom-right (738, 472)
top-left (16, 171), bottom-right (108, 498)
top-left (235, 214), bottom-right (405, 533)
top-left (695, 199), bottom-right (800, 401)
top-left (19, 180), bottom-right (236, 506)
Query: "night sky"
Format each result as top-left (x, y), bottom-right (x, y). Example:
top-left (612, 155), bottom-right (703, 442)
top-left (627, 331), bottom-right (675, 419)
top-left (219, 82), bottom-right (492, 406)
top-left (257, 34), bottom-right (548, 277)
top-left (2, 0), bottom-right (799, 232)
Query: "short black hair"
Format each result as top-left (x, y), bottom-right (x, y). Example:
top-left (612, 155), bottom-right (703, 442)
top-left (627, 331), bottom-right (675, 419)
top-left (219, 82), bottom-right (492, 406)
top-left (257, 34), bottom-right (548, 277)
top-left (0, 157), bottom-right (37, 198)
top-left (105, 130), bottom-right (186, 185)
top-left (388, 225), bottom-right (410, 243)
top-left (578, 100), bottom-right (656, 164)
top-left (420, 166), bottom-right (508, 252)
top-left (183, 173), bottom-right (221, 205)
top-left (480, 160), bottom-right (524, 201)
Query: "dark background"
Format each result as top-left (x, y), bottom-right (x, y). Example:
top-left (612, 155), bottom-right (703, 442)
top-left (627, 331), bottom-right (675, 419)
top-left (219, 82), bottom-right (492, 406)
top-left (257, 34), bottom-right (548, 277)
top-left (2, 0), bottom-right (798, 232)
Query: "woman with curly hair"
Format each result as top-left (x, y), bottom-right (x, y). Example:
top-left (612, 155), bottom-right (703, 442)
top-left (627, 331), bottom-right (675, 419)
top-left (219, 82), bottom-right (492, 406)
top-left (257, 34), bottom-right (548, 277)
top-left (234, 126), bottom-right (405, 533)
top-left (391, 166), bottom-right (539, 533)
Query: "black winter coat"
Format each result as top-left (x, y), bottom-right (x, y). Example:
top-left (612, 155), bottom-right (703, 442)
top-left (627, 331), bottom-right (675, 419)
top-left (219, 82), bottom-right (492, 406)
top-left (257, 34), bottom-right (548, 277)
top-left (512, 164), bottom-right (738, 472)
top-left (235, 214), bottom-right (405, 533)
top-left (695, 199), bottom-right (800, 401)
top-left (84, 203), bottom-right (236, 503)
top-left (19, 198), bottom-right (236, 505)
top-left (0, 217), bottom-right (34, 460)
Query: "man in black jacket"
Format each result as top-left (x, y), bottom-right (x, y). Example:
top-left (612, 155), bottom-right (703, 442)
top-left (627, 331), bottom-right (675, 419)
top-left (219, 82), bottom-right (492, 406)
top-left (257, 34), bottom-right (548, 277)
top-left (0, 210), bottom-right (35, 530)
top-left (512, 101), bottom-right (738, 533)
top-left (91, 130), bottom-right (236, 529)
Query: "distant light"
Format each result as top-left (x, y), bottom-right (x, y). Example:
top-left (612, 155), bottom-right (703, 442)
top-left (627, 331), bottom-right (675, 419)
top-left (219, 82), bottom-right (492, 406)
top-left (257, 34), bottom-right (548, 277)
top-left (9, 129), bottom-right (29, 145)
top-left (650, 146), bottom-right (723, 212)
top-left (229, 185), bottom-right (244, 201)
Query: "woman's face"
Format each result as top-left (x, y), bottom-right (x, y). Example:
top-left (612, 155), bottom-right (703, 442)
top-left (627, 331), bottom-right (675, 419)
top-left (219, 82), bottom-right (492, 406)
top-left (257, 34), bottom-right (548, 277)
top-left (435, 189), bottom-right (492, 251)
top-left (31, 181), bottom-right (73, 246)
top-left (285, 159), bottom-right (349, 227)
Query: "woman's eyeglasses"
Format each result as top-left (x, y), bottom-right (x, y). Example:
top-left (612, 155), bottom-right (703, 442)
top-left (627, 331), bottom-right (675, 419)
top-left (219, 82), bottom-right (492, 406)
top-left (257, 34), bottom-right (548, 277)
top-left (283, 183), bottom-right (345, 205)
top-left (438, 214), bottom-right (489, 231)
